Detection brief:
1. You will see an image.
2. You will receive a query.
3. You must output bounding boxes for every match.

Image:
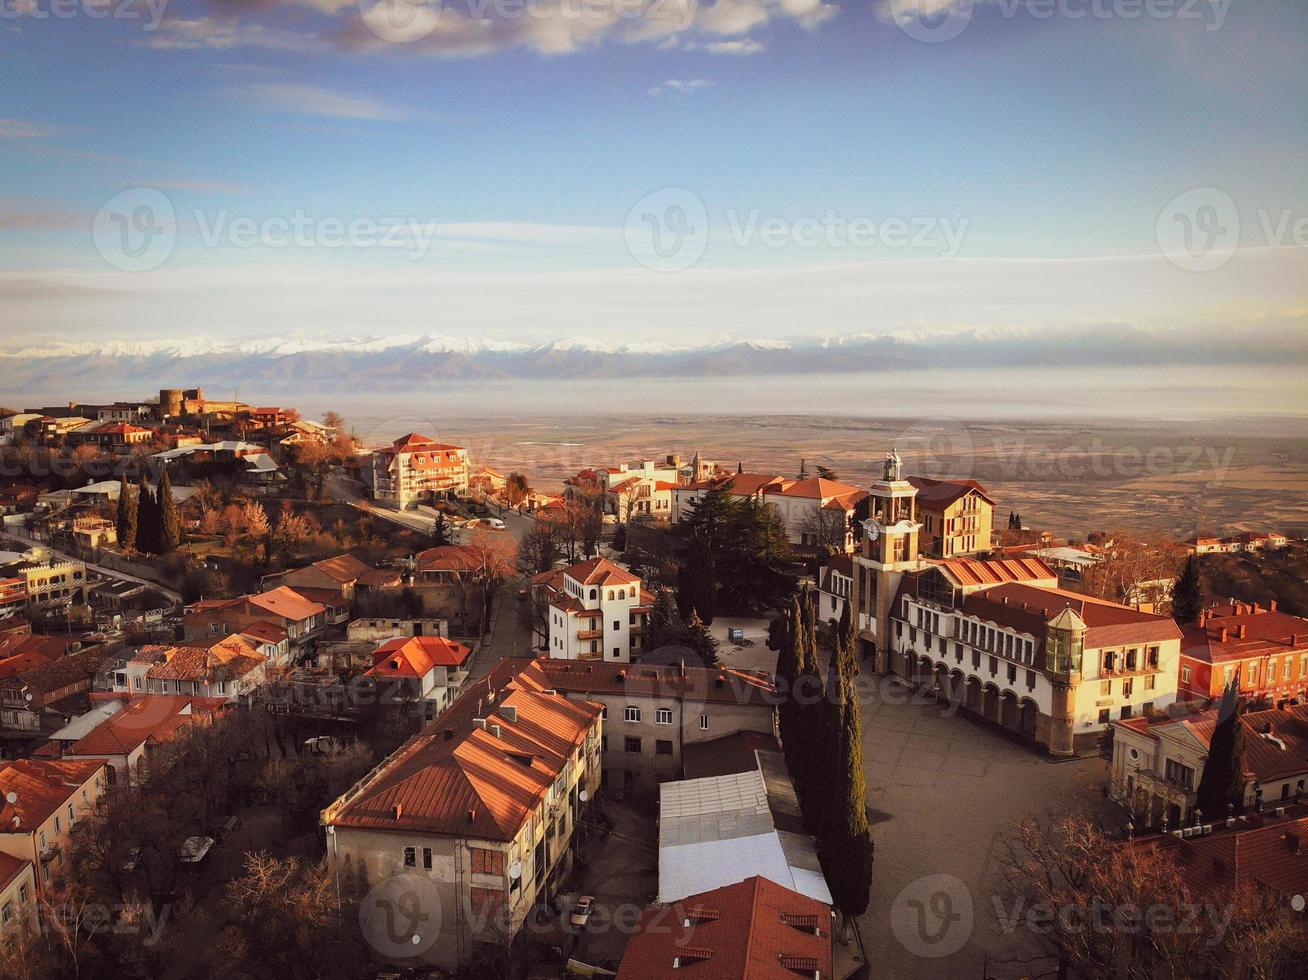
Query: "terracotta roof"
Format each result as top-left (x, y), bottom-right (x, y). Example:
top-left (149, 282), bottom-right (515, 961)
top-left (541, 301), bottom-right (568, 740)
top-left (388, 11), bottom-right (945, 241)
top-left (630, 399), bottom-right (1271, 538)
top-left (1134, 805), bottom-right (1308, 900)
top-left (0, 852), bottom-right (30, 893)
top-left (1181, 602), bottom-right (1308, 665)
top-left (65, 694), bottom-right (224, 757)
top-left (0, 651), bottom-right (55, 681)
top-left (616, 876), bottom-right (833, 980)
top-left (416, 545), bottom-right (481, 574)
top-left (768, 476), bottom-right (862, 500)
top-left (0, 649), bottom-right (107, 697)
top-left (930, 556), bottom-right (1058, 589)
top-left (0, 759), bottom-right (105, 832)
top-left (962, 583), bottom-right (1183, 649)
top-left (0, 633), bottom-right (78, 662)
top-left (247, 586), bottom-right (325, 623)
top-left (906, 476), bottom-right (994, 508)
top-left (565, 557), bottom-right (640, 587)
top-left (326, 661), bottom-right (601, 841)
top-left (145, 638), bottom-right (266, 683)
top-left (308, 553), bottom-right (391, 585)
top-left (1118, 704), bottom-right (1308, 785)
top-left (236, 621), bottom-right (287, 644)
top-left (367, 636), bottom-right (472, 679)
top-left (682, 473), bottom-right (791, 497)
top-left (521, 658), bottom-right (777, 707)
top-left (383, 433), bottom-right (466, 458)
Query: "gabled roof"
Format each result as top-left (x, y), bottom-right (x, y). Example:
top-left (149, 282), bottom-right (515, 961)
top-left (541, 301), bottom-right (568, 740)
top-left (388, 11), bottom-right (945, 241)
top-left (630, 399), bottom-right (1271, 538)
top-left (65, 694), bottom-right (224, 757)
top-left (0, 633), bottom-right (78, 662)
top-left (246, 586), bottom-right (325, 623)
top-left (416, 545), bottom-right (481, 574)
top-left (1181, 601), bottom-right (1308, 665)
top-left (367, 636), bottom-right (472, 678)
top-left (768, 476), bottom-right (862, 500)
top-left (681, 473), bottom-right (792, 497)
top-left (930, 556), bottom-right (1058, 589)
top-left (962, 582), bottom-right (1183, 649)
top-left (0, 649), bottom-right (107, 697)
top-left (0, 852), bottom-right (30, 892)
top-left (0, 759), bottom-right (105, 832)
top-left (235, 621), bottom-right (287, 645)
top-left (325, 661), bottom-right (601, 841)
top-left (564, 557), bottom-right (640, 587)
top-left (520, 658), bottom-right (776, 708)
top-left (306, 553), bottom-right (396, 586)
top-left (1118, 704), bottom-right (1308, 784)
top-left (617, 876), bottom-right (833, 980)
top-left (145, 638), bottom-right (266, 683)
top-left (384, 433), bottom-right (465, 455)
top-left (907, 475), bottom-right (994, 508)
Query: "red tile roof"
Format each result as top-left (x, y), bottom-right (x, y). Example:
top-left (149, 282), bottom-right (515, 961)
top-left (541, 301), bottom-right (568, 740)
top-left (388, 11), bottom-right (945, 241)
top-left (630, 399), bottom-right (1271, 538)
top-left (367, 636), bottom-right (472, 678)
top-left (325, 661), bottom-right (601, 841)
top-left (236, 621), bottom-right (287, 644)
top-left (247, 586), bottom-right (326, 623)
top-left (907, 476), bottom-right (994, 508)
top-left (0, 852), bottom-right (30, 892)
top-left (963, 583), bottom-right (1183, 649)
top-left (0, 633), bottom-right (78, 662)
top-left (616, 876), bottom-right (833, 980)
top-left (0, 650), bottom-right (55, 681)
top-left (65, 695), bottom-right (224, 757)
top-left (931, 556), bottom-right (1058, 589)
top-left (0, 759), bottom-right (105, 832)
top-left (145, 637), bottom-right (266, 683)
top-left (768, 476), bottom-right (862, 500)
top-left (1182, 601), bottom-right (1308, 665)
top-left (307, 553), bottom-right (399, 587)
top-left (523, 658), bottom-right (777, 708)
top-left (565, 557), bottom-right (640, 587)
top-left (416, 545), bottom-right (481, 574)
top-left (1119, 704), bottom-right (1308, 785)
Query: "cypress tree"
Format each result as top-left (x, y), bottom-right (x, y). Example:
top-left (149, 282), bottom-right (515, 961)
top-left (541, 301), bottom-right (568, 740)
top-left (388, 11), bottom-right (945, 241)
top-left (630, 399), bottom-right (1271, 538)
top-left (1195, 682), bottom-right (1248, 819)
top-left (677, 537), bottom-right (716, 625)
top-left (1173, 555), bottom-right (1204, 624)
top-left (778, 598), bottom-right (802, 775)
top-left (820, 600), bottom-right (875, 940)
top-left (158, 464), bottom-right (181, 553)
top-left (793, 590), bottom-right (823, 806)
top-left (798, 458), bottom-right (809, 479)
top-left (116, 474), bottom-right (137, 552)
top-left (134, 473), bottom-right (156, 555)
top-left (646, 588), bottom-right (684, 653)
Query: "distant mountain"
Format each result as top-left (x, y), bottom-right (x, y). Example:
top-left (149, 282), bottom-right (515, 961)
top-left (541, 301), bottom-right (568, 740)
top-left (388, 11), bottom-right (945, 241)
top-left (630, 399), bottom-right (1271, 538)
top-left (0, 328), bottom-right (1293, 394)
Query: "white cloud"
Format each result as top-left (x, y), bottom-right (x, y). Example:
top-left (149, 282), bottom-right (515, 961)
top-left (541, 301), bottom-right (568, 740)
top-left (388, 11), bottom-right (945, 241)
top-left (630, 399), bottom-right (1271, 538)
top-left (648, 78), bottom-right (715, 95)
top-left (231, 81), bottom-right (409, 121)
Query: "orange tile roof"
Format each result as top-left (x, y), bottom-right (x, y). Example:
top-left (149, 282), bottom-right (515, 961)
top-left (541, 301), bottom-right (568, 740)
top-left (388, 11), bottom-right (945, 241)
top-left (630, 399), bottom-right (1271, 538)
top-left (0, 633), bottom-right (76, 662)
top-left (963, 583), bottom-right (1183, 649)
top-left (236, 621), bottom-right (287, 644)
top-left (522, 658), bottom-right (776, 707)
top-left (683, 473), bottom-right (791, 497)
top-left (416, 545), bottom-right (481, 574)
top-left (247, 586), bottom-right (325, 623)
top-left (768, 476), bottom-right (862, 499)
top-left (616, 876), bottom-right (833, 980)
top-left (145, 638), bottom-right (266, 683)
top-left (326, 662), bottom-right (601, 841)
top-left (565, 557), bottom-right (640, 587)
top-left (367, 636), bottom-right (472, 679)
top-left (0, 759), bottom-right (105, 832)
top-left (0, 852), bottom-right (30, 892)
top-left (930, 556), bottom-right (1058, 588)
top-left (65, 695), bottom-right (224, 758)
top-left (1182, 602), bottom-right (1308, 665)
top-left (0, 651), bottom-right (55, 681)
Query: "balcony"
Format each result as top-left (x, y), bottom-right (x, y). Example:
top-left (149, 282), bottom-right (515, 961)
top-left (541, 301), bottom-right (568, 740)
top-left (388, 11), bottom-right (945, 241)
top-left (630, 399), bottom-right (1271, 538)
top-left (40, 842), bottom-right (61, 863)
top-left (577, 629), bottom-right (603, 640)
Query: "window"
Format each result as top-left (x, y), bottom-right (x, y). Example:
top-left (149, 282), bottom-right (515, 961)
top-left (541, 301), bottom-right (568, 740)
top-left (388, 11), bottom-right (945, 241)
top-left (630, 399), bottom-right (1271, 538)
top-left (67, 804), bottom-right (74, 824)
top-left (612, 647), bottom-right (620, 659)
top-left (1100, 680), bottom-right (1112, 696)
top-left (1165, 758), bottom-right (1195, 790)
top-left (613, 620), bottom-right (620, 631)
top-left (600, 705), bottom-right (608, 719)
top-left (1006, 664), bottom-right (1016, 684)
top-left (656, 740), bottom-right (673, 756)
top-left (1025, 669), bottom-right (1036, 691)
top-left (1122, 678), bottom-right (1134, 698)
top-left (470, 848), bottom-right (504, 875)
top-left (1181, 666), bottom-right (1191, 684)
top-left (403, 847), bottom-right (416, 867)
top-left (1098, 708), bottom-right (1110, 724)
top-left (624, 706), bottom-right (641, 723)
top-left (1, 902), bottom-right (10, 926)
top-left (18, 884), bottom-right (27, 903)
top-left (1144, 675), bottom-right (1155, 691)
top-left (423, 847), bottom-right (433, 870)
top-left (699, 714), bottom-right (708, 731)
top-left (624, 736), bottom-right (642, 753)
top-left (54, 816), bottom-right (61, 833)
top-left (656, 707), bottom-right (673, 725)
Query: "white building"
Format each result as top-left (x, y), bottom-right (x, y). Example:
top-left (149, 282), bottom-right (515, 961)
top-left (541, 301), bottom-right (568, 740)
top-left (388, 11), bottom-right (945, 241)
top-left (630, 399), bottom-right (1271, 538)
top-left (673, 473), bottom-right (866, 551)
top-left (537, 558), bottom-right (653, 663)
top-left (369, 433), bottom-right (469, 510)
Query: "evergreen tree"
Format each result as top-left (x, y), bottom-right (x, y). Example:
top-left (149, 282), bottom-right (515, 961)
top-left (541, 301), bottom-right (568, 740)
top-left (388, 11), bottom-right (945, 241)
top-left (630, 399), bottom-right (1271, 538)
top-left (816, 465), bottom-right (838, 481)
top-left (684, 611), bottom-right (720, 668)
top-left (1195, 682), bottom-right (1248, 819)
top-left (157, 464), bottom-right (181, 553)
top-left (432, 513), bottom-right (451, 546)
top-left (646, 589), bottom-right (684, 653)
top-left (116, 473), bottom-right (137, 552)
top-left (134, 473), bottom-right (157, 555)
top-left (677, 536), bottom-right (716, 625)
top-left (611, 522), bottom-right (627, 553)
top-left (778, 598), bottom-right (803, 776)
top-left (798, 458), bottom-right (809, 479)
top-left (793, 591), bottom-right (823, 807)
top-left (1173, 555), bottom-right (1204, 624)
top-left (820, 599), bottom-right (875, 939)
top-left (1008, 510), bottom-right (1016, 529)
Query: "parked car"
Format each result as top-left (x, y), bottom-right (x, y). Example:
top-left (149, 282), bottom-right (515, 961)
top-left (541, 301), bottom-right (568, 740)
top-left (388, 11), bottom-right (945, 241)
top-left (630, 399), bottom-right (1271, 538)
top-left (569, 895), bottom-right (595, 928)
top-left (304, 735), bottom-right (346, 756)
top-left (484, 517), bottom-right (506, 531)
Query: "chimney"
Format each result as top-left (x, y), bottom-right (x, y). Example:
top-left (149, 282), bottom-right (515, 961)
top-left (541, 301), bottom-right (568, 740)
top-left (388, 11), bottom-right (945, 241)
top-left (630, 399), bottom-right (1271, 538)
top-left (1002, 596), bottom-right (1009, 605)
top-left (1270, 600), bottom-right (1278, 612)
top-left (391, 804), bottom-right (403, 820)
top-left (1220, 627), bottom-right (1229, 643)
top-left (468, 807), bottom-right (476, 824)
top-left (499, 705), bottom-right (518, 724)
top-left (1237, 624), bottom-right (1247, 640)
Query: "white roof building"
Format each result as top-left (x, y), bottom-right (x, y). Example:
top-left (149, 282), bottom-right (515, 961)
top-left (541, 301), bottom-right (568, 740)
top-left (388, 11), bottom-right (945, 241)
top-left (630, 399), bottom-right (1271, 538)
top-left (657, 754), bottom-right (831, 905)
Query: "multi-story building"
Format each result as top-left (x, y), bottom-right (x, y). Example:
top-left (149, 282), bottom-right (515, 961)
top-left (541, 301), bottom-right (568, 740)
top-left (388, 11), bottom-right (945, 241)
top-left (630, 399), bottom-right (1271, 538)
top-left (60, 694), bottom-right (225, 787)
top-left (816, 554), bottom-right (854, 624)
top-left (894, 578), bottom-right (1183, 755)
top-left (0, 648), bottom-right (107, 733)
top-left (0, 759), bottom-right (106, 898)
top-left (362, 635), bottom-right (473, 719)
top-left (1178, 599), bottom-right (1308, 705)
top-left (14, 559), bottom-right (86, 610)
top-left (0, 852), bottom-right (38, 939)
top-left (673, 473), bottom-right (866, 552)
top-left (907, 476), bottom-right (994, 558)
top-left (1185, 531), bottom-right (1289, 554)
top-left (1110, 703), bottom-right (1308, 829)
top-left (65, 421), bottom-right (153, 451)
top-left (536, 558), bottom-right (654, 663)
top-left (321, 661), bottom-right (603, 972)
top-left (513, 657), bottom-right (776, 798)
top-left (183, 586), bottom-right (331, 647)
top-left (369, 433), bottom-right (469, 510)
top-left (106, 636), bottom-right (268, 701)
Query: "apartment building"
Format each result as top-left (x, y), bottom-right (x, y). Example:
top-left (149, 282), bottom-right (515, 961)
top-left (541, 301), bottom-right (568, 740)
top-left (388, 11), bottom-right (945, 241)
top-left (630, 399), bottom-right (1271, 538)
top-left (362, 635), bottom-right (473, 719)
top-left (537, 558), bottom-right (654, 663)
top-left (1185, 531), bottom-right (1289, 554)
top-left (673, 473), bottom-right (867, 551)
top-left (15, 560), bottom-right (87, 610)
top-left (321, 662), bottom-right (603, 972)
top-left (513, 658), bottom-right (777, 798)
top-left (0, 759), bottom-right (106, 899)
top-left (894, 576), bottom-right (1183, 755)
top-left (369, 433), bottom-right (469, 510)
top-left (1178, 599), bottom-right (1308, 704)
top-left (183, 586), bottom-right (329, 647)
top-left (1110, 703), bottom-right (1308, 829)
top-left (907, 476), bottom-right (995, 558)
top-left (60, 694), bottom-right (225, 787)
top-left (106, 636), bottom-right (268, 702)
top-left (0, 853), bottom-right (37, 940)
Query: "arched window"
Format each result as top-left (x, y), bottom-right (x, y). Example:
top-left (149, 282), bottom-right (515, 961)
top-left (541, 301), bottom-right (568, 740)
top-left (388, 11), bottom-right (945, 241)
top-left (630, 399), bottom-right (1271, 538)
top-left (607, 590), bottom-right (614, 601)
top-left (590, 589), bottom-right (597, 600)
top-left (618, 589), bottom-right (625, 600)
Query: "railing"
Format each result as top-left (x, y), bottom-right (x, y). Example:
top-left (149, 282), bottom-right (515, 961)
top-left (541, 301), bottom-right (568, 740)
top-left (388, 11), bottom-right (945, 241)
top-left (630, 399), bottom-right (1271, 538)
top-left (577, 629), bottom-right (602, 640)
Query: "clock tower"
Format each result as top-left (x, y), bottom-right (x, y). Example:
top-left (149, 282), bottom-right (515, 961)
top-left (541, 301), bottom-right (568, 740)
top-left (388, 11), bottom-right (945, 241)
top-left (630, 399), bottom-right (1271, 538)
top-left (851, 448), bottom-right (924, 674)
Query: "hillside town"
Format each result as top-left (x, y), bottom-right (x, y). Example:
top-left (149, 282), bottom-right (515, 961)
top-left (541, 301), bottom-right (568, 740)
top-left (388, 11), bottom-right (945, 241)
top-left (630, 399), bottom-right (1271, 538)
top-left (0, 388), bottom-right (1303, 980)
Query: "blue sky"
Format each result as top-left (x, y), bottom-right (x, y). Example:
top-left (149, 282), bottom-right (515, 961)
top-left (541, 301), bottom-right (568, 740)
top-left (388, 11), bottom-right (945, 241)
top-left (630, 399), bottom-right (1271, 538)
top-left (1, 0), bottom-right (1305, 350)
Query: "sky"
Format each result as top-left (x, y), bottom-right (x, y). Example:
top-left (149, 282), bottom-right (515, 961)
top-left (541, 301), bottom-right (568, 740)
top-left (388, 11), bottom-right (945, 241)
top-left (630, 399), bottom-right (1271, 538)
top-left (1, 0), bottom-right (1306, 352)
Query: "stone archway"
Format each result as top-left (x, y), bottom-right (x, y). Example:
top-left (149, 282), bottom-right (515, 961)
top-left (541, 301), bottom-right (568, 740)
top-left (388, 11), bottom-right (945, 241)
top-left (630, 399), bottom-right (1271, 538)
top-left (982, 684), bottom-right (1000, 722)
top-left (934, 663), bottom-right (950, 700)
top-left (1019, 698), bottom-right (1039, 738)
top-left (965, 676), bottom-right (982, 714)
top-left (917, 655), bottom-right (934, 689)
top-left (999, 691), bottom-right (1020, 731)
top-left (949, 669), bottom-right (966, 707)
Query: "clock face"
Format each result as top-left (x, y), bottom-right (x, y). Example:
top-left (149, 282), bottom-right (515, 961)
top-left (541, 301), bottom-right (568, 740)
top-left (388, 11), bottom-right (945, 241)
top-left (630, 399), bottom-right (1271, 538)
top-left (864, 520), bottom-right (881, 542)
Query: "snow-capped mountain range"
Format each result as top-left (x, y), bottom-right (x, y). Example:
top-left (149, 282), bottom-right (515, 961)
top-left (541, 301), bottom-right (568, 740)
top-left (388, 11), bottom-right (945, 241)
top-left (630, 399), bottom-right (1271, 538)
top-left (0, 328), bottom-right (1284, 394)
